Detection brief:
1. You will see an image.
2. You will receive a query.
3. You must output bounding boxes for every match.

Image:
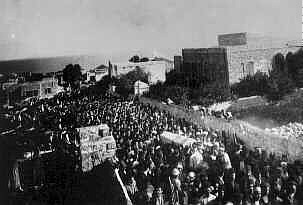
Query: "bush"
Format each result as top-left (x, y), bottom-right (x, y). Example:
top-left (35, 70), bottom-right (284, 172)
top-left (129, 55), bottom-right (150, 63)
top-left (266, 53), bottom-right (295, 101)
top-left (140, 57), bottom-right (149, 62)
top-left (129, 55), bottom-right (140, 63)
top-left (266, 69), bottom-right (295, 101)
top-left (231, 53), bottom-right (296, 101)
top-left (231, 71), bottom-right (269, 98)
top-left (146, 83), bottom-right (190, 105)
top-left (146, 81), bottom-right (165, 100)
top-left (63, 64), bottom-right (82, 90)
top-left (286, 49), bottom-right (303, 87)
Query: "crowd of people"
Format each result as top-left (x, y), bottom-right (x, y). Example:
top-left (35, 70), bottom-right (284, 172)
top-left (2, 91), bottom-right (303, 205)
top-left (198, 106), bottom-right (233, 121)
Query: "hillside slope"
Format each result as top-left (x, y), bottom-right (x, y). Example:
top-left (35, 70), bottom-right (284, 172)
top-left (141, 97), bottom-right (303, 162)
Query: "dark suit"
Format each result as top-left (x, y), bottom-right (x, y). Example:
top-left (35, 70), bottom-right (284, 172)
top-left (224, 181), bottom-right (240, 202)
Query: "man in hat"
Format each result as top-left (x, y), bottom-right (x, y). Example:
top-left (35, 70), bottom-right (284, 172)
top-left (224, 168), bottom-right (240, 202)
top-left (125, 172), bottom-right (138, 201)
top-left (251, 186), bottom-right (262, 205)
top-left (200, 182), bottom-right (216, 205)
top-left (218, 147), bottom-right (232, 170)
top-left (244, 181), bottom-right (255, 205)
top-left (184, 171), bottom-right (197, 202)
top-left (163, 168), bottom-right (184, 205)
top-left (260, 182), bottom-right (270, 205)
top-left (176, 162), bottom-right (186, 183)
top-left (189, 147), bottom-right (203, 170)
top-left (152, 187), bottom-right (165, 205)
top-left (134, 182), bottom-right (153, 205)
top-left (283, 181), bottom-right (298, 205)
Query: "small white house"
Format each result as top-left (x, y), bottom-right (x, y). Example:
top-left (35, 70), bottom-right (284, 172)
top-left (134, 80), bottom-right (149, 96)
top-left (86, 65), bottom-right (108, 82)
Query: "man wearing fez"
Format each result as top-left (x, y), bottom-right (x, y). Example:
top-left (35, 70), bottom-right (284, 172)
top-left (163, 168), bottom-right (184, 205)
top-left (218, 146), bottom-right (232, 171)
top-left (283, 181), bottom-right (299, 205)
top-left (224, 168), bottom-right (240, 202)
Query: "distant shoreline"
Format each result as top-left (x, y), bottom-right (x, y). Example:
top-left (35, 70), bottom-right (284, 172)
top-left (0, 55), bottom-right (108, 75)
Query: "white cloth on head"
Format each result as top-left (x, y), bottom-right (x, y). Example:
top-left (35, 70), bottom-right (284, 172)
top-left (221, 152), bottom-right (232, 170)
top-left (189, 151), bottom-right (203, 170)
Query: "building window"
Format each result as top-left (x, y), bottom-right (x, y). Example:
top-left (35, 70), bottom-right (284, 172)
top-left (90, 76), bottom-right (96, 82)
top-left (33, 90), bottom-right (39, 96)
top-left (246, 61), bottom-right (254, 76)
top-left (44, 88), bottom-right (52, 94)
top-left (25, 90), bottom-right (39, 97)
top-left (241, 63), bottom-right (245, 78)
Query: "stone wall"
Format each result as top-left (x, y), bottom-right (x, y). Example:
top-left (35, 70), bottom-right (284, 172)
top-left (218, 32), bottom-right (247, 46)
top-left (115, 60), bottom-right (174, 84)
top-left (180, 48), bottom-right (230, 95)
top-left (218, 33), bottom-right (301, 84)
top-left (174, 56), bottom-right (182, 72)
top-left (227, 46), bottom-right (299, 84)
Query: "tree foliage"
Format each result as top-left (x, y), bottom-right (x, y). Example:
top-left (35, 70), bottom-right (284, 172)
top-left (140, 57), bottom-right (149, 62)
top-left (63, 64), bottom-right (82, 90)
top-left (88, 75), bottom-right (118, 96)
top-left (165, 70), bottom-right (184, 85)
top-left (231, 71), bottom-right (270, 98)
top-left (129, 55), bottom-right (140, 63)
top-left (146, 82), bottom-right (190, 106)
top-left (266, 53), bottom-right (295, 101)
top-left (285, 48), bottom-right (303, 87)
top-left (129, 55), bottom-right (150, 63)
top-left (266, 65), bottom-right (295, 101)
top-left (115, 66), bottom-right (150, 97)
top-left (272, 53), bottom-right (285, 73)
top-left (231, 53), bottom-right (296, 101)
top-left (125, 66), bottom-right (149, 84)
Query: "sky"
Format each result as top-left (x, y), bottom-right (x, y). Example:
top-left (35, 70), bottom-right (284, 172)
top-left (0, 0), bottom-right (301, 61)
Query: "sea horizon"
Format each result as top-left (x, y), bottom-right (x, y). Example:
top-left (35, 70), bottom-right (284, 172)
top-left (0, 54), bottom-right (126, 75)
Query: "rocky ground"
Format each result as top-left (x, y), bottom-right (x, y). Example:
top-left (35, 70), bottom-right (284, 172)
top-left (265, 122), bottom-right (303, 141)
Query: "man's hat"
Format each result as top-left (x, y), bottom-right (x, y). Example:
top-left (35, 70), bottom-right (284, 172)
top-left (155, 187), bottom-right (163, 193)
top-left (288, 180), bottom-right (298, 187)
top-left (188, 171), bottom-right (196, 178)
top-left (171, 168), bottom-right (180, 176)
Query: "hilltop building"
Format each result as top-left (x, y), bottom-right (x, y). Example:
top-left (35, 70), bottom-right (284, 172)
top-left (173, 47), bottom-right (230, 97)
top-left (85, 62), bottom-right (118, 83)
top-left (114, 57), bottom-right (173, 84)
top-left (2, 78), bottom-right (19, 90)
top-left (134, 80), bottom-right (149, 96)
top-left (86, 65), bottom-right (108, 82)
top-left (218, 32), bottom-right (301, 84)
top-left (4, 76), bottom-right (60, 106)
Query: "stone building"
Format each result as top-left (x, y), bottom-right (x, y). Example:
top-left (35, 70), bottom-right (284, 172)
top-left (174, 56), bottom-right (182, 72)
top-left (114, 58), bottom-right (174, 84)
top-left (218, 32), bottom-right (301, 84)
top-left (5, 76), bottom-right (59, 105)
top-left (86, 65), bottom-right (108, 82)
top-left (173, 48), bottom-right (230, 97)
